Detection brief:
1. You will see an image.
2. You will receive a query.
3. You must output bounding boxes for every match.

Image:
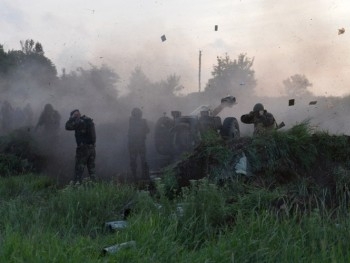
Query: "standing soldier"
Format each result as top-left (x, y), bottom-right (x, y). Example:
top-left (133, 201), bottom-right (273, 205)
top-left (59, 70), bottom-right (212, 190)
top-left (241, 103), bottom-right (277, 136)
top-left (35, 103), bottom-right (61, 134)
top-left (65, 109), bottom-right (96, 185)
top-left (128, 107), bottom-right (150, 181)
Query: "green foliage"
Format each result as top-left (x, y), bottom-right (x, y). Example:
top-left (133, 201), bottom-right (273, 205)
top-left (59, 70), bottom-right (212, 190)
top-left (312, 131), bottom-right (350, 162)
top-left (246, 122), bottom-right (317, 175)
top-left (2, 124), bottom-right (350, 261)
top-left (7, 40), bottom-right (57, 84)
top-left (48, 183), bottom-right (136, 235)
top-left (59, 64), bottom-right (119, 101)
top-left (1, 175), bottom-right (350, 261)
top-left (205, 53), bottom-right (256, 97)
top-left (0, 154), bottom-right (25, 176)
top-left (0, 128), bottom-right (43, 176)
top-left (162, 171), bottom-right (179, 200)
top-left (175, 179), bottom-right (229, 248)
top-left (0, 174), bottom-right (54, 199)
top-left (283, 73), bottom-right (313, 97)
top-left (200, 130), bottom-right (232, 165)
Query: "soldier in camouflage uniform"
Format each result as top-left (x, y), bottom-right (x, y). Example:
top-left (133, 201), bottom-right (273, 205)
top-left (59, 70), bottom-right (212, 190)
top-left (128, 107), bottom-right (150, 181)
top-left (35, 104), bottom-right (61, 134)
top-left (241, 103), bottom-right (277, 136)
top-left (65, 109), bottom-right (96, 184)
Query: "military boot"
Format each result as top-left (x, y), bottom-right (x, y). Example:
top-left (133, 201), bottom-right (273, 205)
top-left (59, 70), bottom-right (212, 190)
top-left (74, 173), bottom-right (83, 185)
top-left (89, 173), bottom-right (97, 182)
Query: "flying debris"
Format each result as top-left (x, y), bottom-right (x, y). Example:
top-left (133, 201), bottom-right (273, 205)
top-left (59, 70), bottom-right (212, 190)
top-left (161, 35), bottom-right (166, 42)
top-left (338, 28), bottom-right (345, 35)
top-left (288, 99), bottom-right (295, 106)
top-left (215, 25), bottom-right (218, 31)
top-left (309, 101), bottom-right (317, 105)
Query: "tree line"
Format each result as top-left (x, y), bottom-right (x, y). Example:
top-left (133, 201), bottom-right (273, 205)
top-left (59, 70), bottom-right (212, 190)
top-left (0, 39), bottom-right (314, 123)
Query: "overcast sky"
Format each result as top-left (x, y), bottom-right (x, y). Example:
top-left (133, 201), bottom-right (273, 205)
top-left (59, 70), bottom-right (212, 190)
top-left (1, 0), bottom-right (349, 97)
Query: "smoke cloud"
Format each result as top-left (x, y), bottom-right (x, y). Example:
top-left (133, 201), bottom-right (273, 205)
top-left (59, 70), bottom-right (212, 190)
top-left (1, 0), bottom-right (350, 184)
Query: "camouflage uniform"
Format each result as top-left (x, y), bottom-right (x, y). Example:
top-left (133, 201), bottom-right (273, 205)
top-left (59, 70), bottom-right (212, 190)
top-left (241, 103), bottom-right (277, 136)
top-left (65, 111), bottom-right (96, 184)
top-left (128, 108), bottom-right (150, 180)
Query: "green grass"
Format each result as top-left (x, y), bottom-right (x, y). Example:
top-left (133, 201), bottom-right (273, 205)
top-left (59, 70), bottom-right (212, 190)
top-left (1, 174), bottom-right (350, 262)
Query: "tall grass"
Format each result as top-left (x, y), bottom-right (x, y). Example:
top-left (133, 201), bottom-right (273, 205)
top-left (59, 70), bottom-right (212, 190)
top-left (1, 174), bottom-right (350, 262)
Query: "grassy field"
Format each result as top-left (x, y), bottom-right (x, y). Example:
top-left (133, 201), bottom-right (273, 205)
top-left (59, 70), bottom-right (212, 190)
top-left (0, 174), bottom-right (350, 262)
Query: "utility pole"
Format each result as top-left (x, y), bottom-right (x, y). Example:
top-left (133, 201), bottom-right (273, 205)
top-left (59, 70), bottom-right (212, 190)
top-left (198, 50), bottom-right (202, 92)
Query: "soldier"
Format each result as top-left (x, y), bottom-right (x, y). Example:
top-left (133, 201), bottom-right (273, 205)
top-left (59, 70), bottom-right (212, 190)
top-left (65, 109), bottom-right (96, 184)
top-left (35, 103), bottom-right (61, 133)
top-left (128, 107), bottom-right (150, 181)
top-left (241, 103), bottom-right (277, 136)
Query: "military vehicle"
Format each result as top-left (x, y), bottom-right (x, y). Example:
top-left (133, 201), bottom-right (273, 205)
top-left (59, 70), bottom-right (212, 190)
top-left (154, 96), bottom-right (240, 156)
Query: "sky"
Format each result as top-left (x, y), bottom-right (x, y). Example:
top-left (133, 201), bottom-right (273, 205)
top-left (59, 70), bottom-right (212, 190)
top-left (1, 0), bottom-right (350, 97)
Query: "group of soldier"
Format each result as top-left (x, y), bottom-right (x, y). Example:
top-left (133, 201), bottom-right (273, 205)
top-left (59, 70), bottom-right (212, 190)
top-left (63, 102), bottom-right (276, 185)
top-left (30, 100), bottom-right (276, 185)
top-left (0, 100), bottom-right (148, 185)
top-left (64, 107), bottom-right (149, 185)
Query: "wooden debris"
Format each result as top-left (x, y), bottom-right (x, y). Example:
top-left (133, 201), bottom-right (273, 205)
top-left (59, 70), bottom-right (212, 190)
top-left (338, 28), bottom-right (345, 35)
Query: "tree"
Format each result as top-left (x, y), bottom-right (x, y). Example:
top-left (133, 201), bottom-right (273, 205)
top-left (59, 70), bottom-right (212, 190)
top-left (88, 64), bottom-right (120, 97)
top-left (6, 39), bottom-right (57, 83)
top-left (58, 64), bottom-right (120, 100)
top-left (205, 53), bottom-right (256, 97)
top-left (126, 66), bottom-right (152, 95)
top-left (20, 39), bottom-right (43, 55)
top-left (0, 40), bottom-right (57, 96)
top-left (0, 44), bottom-right (12, 75)
top-left (283, 74), bottom-right (313, 97)
top-left (154, 74), bottom-right (183, 96)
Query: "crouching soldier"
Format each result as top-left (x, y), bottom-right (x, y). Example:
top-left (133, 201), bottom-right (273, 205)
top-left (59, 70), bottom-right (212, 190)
top-left (65, 109), bottom-right (96, 184)
top-left (128, 107), bottom-right (150, 181)
top-left (241, 103), bottom-right (277, 136)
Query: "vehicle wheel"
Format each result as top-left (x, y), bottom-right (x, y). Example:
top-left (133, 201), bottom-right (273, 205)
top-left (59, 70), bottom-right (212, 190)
top-left (220, 117), bottom-right (240, 139)
top-left (154, 116), bottom-right (174, 155)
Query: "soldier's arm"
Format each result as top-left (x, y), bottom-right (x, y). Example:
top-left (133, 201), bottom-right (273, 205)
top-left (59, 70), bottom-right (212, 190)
top-left (240, 112), bottom-right (255, 124)
top-left (261, 112), bottom-right (276, 127)
top-left (65, 117), bottom-right (79, 130)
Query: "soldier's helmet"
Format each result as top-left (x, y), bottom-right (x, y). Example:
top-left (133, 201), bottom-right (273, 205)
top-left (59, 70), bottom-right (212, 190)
top-left (253, 103), bottom-right (264, 112)
top-left (131, 107), bottom-right (142, 118)
top-left (44, 104), bottom-right (54, 112)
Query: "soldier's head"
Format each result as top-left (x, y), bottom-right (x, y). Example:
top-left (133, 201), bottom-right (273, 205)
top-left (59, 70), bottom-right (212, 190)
top-left (131, 107), bottom-right (142, 119)
top-left (70, 109), bottom-right (80, 118)
top-left (44, 104), bottom-right (53, 112)
top-left (253, 103), bottom-right (264, 113)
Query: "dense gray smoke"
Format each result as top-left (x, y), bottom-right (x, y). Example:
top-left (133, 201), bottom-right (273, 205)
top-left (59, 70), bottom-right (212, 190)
top-left (0, 43), bottom-right (349, 185)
